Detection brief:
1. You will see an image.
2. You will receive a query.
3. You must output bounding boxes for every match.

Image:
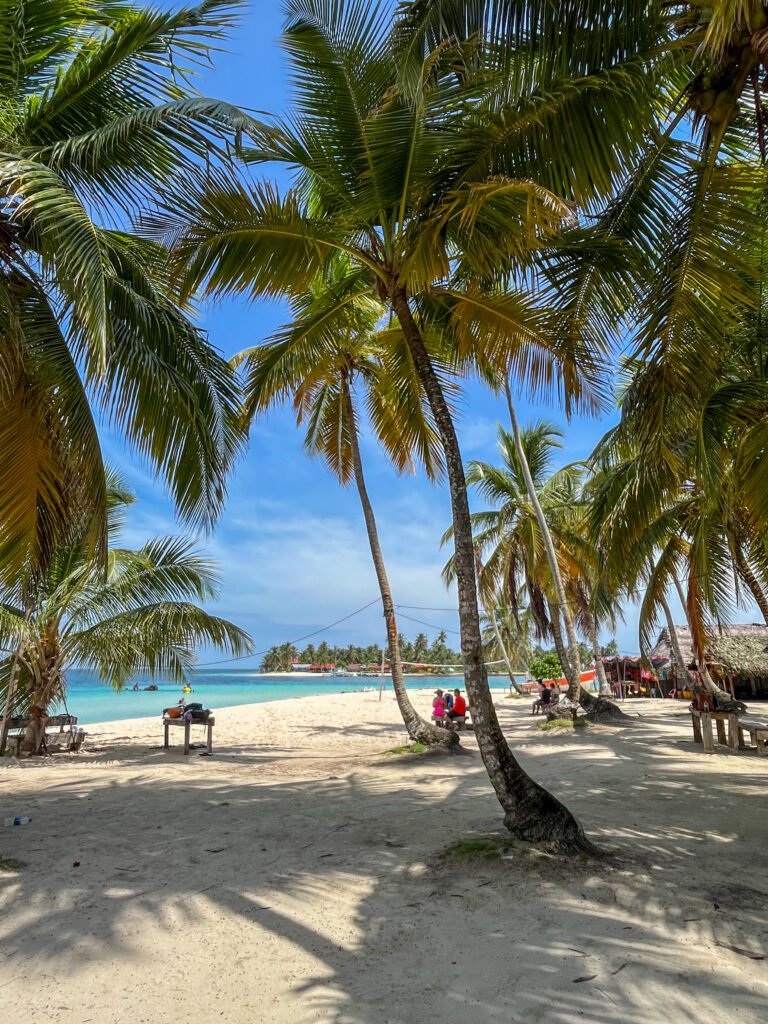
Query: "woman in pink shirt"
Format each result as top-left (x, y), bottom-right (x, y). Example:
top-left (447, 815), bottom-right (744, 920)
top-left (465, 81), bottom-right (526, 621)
top-left (432, 689), bottom-right (446, 724)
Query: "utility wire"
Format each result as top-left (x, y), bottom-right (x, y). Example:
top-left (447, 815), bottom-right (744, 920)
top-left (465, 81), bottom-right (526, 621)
top-left (195, 597), bottom-right (381, 667)
top-left (396, 610), bottom-right (462, 635)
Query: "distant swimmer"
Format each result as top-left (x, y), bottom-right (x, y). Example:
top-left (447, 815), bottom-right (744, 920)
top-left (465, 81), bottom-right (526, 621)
top-left (182, 685), bottom-right (192, 694)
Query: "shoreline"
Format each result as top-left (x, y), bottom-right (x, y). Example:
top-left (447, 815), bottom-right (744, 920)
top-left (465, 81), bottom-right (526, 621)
top-left (71, 684), bottom-right (513, 731)
top-left (259, 670), bottom-right (496, 679)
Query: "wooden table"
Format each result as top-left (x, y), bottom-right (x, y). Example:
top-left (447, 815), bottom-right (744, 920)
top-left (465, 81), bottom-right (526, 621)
top-left (737, 716), bottom-right (768, 756)
top-left (163, 714), bottom-right (215, 755)
top-left (690, 708), bottom-right (740, 753)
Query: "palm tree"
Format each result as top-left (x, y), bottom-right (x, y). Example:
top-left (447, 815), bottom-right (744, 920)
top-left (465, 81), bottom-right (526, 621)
top-left (479, 592), bottom-right (532, 691)
top-left (0, 0), bottom-right (251, 581)
top-left (237, 260), bottom-right (454, 746)
top-left (163, 0), bottom-right (602, 849)
top-left (454, 419), bottom-right (627, 717)
top-left (0, 475), bottom-right (252, 755)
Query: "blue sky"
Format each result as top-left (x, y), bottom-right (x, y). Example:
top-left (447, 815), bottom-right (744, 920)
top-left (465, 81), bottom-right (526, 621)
top-left (109, 1), bottom-right (705, 662)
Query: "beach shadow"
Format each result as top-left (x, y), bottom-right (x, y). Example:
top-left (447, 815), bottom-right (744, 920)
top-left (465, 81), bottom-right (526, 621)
top-left (1, 705), bottom-right (767, 1024)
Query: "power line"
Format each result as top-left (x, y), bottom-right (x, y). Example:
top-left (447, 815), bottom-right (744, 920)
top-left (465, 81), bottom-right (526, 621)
top-left (396, 610), bottom-right (462, 635)
top-left (195, 597), bottom-right (381, 667)
top-left (397, 605), bottom-right (458, 612)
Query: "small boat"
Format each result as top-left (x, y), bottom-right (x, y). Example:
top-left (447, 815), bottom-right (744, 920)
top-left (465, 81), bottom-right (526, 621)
top-left (546, 669), bottom-right (597, 692)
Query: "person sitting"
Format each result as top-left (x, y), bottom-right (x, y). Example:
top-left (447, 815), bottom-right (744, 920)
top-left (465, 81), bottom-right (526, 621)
top-left (432, 689), bottom-right (447, 726)
top-left (445, 689), bottom-right (467, 730)
top-left (532, 679), bottom-right (552, 715)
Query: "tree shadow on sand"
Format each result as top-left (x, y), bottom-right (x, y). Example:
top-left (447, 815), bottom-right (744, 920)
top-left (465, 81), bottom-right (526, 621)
top-left (1, 709), bottom-right (767, 1024)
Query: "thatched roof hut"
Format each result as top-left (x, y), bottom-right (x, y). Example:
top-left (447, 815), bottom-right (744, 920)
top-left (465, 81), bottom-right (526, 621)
top-left (649, 623), bottom-right (768, 697)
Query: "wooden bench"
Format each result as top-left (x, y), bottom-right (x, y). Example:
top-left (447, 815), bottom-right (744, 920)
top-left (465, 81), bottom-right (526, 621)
top-left (163, 713), bottom-right (215, 755)
top-left (0, 714), bottom-right (85, 756)
top-left (431, 714), bottom-right (470, 731)
top-left (737, 716), bottom-right (768, 756)
top-left (690, 708), bottom-right (740, 753)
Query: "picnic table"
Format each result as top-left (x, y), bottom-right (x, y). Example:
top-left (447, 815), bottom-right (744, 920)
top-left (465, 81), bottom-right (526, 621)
top-left (163, 713), bottom-right (215, 755)
top-left (690, 707), bottom-right (768, 755)
top-left (0, 714), bottom-right (85, 756)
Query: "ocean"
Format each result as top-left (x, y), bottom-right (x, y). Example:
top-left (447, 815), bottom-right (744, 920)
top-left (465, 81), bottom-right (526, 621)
top-left (55, 670), bottom-right (516, 725)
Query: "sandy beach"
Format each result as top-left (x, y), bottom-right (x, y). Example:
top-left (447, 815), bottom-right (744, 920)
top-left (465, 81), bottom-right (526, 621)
top-left (2, 690), bottom-right (767, 1024)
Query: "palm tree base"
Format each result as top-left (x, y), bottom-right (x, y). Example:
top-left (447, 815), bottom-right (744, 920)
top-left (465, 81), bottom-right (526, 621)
top-left (579, 689), bottom-right (631, 723)
top-left (409, 720), bottom-right (460, 748)
top-left (503, 792), bottom-right (599, 855)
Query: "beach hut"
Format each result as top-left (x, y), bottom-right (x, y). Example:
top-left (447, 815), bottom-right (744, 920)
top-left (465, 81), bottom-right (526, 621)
top-left (601, 656), bottom-right (662, 699)
top-left (648, 623), bottom-right (768, 699)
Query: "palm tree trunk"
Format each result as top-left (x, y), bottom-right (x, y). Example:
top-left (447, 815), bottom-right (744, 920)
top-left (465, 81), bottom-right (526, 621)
top-left (343, 380), bottom-right (454, 748)
top-left (732, 544), bottom-right (768, 625)
top-left (578, 615), bottom-right (630, 721)
top-left (475, 553), bottom-right (526, 695)
top-left (658, 591), bottom-right (694, 689)
top-left (672, 571), bottom-right (733, 701)
top-left (547, 598), bottom-right (572, 683)
top-left (588, 619), bottom-right (612, 696)
top-left (504, 382), bottom-right (582, 702)
top-left (0, 652), bottom-right (22, 755)
top-left (488, 605), bottom-right (526, 694)
top-left (392, 290), bottom-right (593, 852)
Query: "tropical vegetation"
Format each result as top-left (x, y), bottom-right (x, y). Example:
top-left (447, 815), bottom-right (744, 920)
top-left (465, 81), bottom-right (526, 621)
top-left (5, 0), bottom-right (768, 855)
top-left (160, 0), bottom-right (618, 851)
top-left (238, 257), bottom-right (452, 744)
top-left (259, 634), bottom-right (461, 674)
top-left (0, 0), bottom-right (251, 585)
top-left (0, 474), bottom-right (252, 755)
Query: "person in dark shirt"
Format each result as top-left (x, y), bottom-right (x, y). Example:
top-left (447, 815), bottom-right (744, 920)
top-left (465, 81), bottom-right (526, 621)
top-left (532, 679), bottom-right (552, 715)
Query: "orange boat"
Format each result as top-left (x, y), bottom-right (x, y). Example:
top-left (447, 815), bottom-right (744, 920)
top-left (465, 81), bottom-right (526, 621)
top-left (547, 669), bottom-right (597, 691)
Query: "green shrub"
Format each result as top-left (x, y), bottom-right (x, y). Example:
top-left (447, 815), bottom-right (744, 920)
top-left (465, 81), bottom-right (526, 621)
top-left (385, 742), bottom-right (427, 755)
top-left (440, 835), bottom-right (515, 861)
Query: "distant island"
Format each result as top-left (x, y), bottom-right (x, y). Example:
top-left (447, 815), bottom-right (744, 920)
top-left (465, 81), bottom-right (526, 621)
top-left (259, 631), bottom-right (459, 674)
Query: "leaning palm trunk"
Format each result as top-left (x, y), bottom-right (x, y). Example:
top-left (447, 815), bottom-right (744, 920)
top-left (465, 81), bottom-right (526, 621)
top-left (488, 606), bottom-right (526, 694)
top-left (589, 621), bottom-right (612, 696)
top-left (658, 591), bottom-right (694, 689)
top-left (504, 382), bottom-right (583, 702)
top-left (672, 573), bottom-right (734, 702)
top-left (475, 553), bottom-right (526, 695)
top-left (547, 599), bottom-right (573, 683)
top-left (343, 381), bottom-right (455, 748)
top-left (393, 293), bottom-right (593, 851)
top-left (732, 544), bottom-right (768, 626)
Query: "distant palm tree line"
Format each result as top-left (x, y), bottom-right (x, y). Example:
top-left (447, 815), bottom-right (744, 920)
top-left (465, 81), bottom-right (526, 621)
top-left (5, 0), bottom-right (768, 849)
top-left (259, 632), bottom-right (459, 673)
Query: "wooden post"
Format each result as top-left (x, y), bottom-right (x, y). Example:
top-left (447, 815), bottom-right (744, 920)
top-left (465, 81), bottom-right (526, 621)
top-left (726, 713), bottom-right (739, 751)
top-left (701, 712), bottom-right (716, 754)
top-left (715, 717), bottom-right (727, 745)
top-left (164, 720), bottom-right (170, 748)
top-left (183, 719), bottom-right (190, 755)
top-left (207, 719), bottom-right (213, 754)
top-left (691, 710), bottom-right (702, 744)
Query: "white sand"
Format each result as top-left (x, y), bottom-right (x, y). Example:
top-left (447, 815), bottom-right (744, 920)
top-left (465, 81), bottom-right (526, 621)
top-left (1, 691), bottom-right (767, 1024)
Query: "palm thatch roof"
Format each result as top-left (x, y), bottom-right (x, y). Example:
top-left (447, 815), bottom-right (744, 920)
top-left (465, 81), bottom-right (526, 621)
top-left (649, 623), bottom-right (768, 677)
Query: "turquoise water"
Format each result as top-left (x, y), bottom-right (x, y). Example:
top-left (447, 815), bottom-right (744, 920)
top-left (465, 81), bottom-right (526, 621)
top-left (55, 670), bottom-right (514, 725)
